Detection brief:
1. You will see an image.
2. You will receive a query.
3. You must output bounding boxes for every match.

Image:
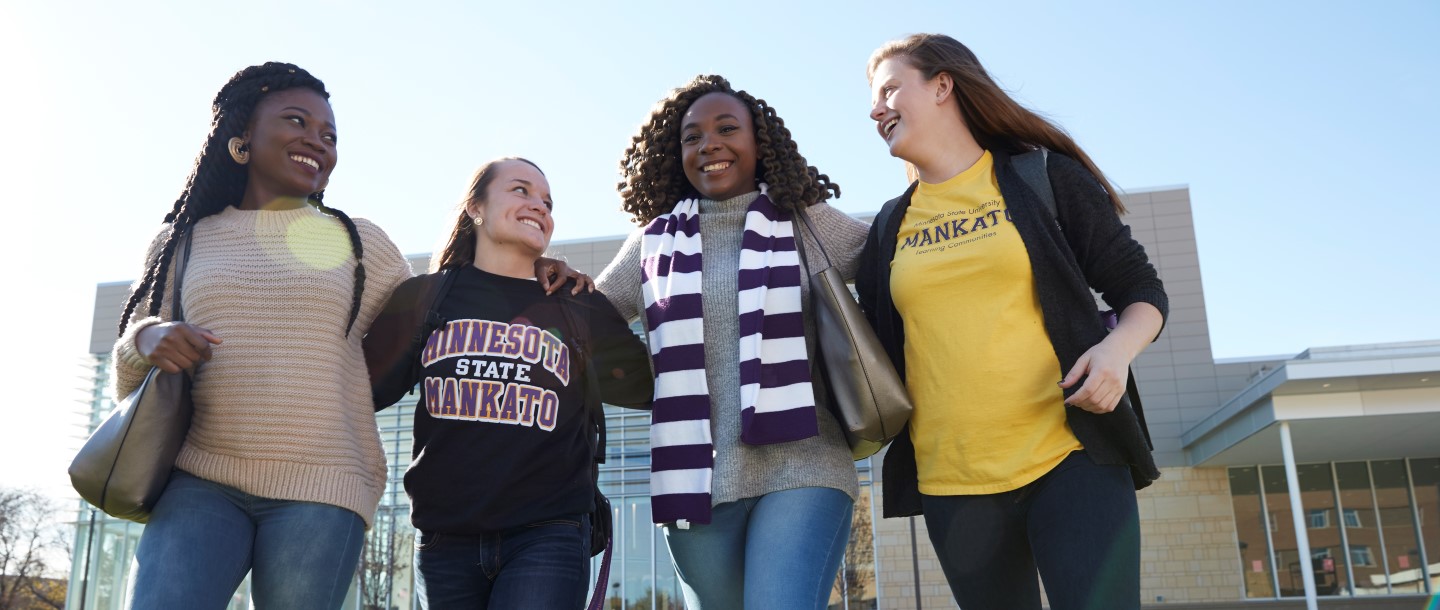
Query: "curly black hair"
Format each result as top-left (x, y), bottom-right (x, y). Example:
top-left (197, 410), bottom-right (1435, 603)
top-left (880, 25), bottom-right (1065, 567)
top-left (118, 62), bottom-right (367, 337)
top-left (617, 74), bottom-right (840, 225)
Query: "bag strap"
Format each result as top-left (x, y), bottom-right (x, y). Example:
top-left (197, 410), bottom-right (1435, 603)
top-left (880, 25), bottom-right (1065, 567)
top-left (791, 206), bottom-right (832, 272)
top-left (588, 537), bottom-right (612, 610)
top-left (171, 230), bottom-right (194, 323)
top-left (1012, 148), bottom-right (1056, 223)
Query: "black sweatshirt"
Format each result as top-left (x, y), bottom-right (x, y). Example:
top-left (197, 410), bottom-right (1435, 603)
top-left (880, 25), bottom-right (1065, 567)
top-left (366, 266), bottom-right (652, 533)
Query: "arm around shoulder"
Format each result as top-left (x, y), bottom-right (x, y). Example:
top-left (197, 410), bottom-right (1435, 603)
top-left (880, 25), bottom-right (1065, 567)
top-left (364, 274), bottom-right (436, 411)
top-left (594, 228), bottom-right (646, 323)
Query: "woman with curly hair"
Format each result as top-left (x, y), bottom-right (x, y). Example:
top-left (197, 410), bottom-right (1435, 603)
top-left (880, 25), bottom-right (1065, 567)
top-left (596, 74), bottom-right (868, 609)
top-left (857, 34), bottom-right (1167, 610)
top-left (114, 64), bottom-right (586, 609)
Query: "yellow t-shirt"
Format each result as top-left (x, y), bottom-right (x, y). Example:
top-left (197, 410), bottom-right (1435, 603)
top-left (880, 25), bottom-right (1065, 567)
top-left (890, 151), bottom-right (1081, 495)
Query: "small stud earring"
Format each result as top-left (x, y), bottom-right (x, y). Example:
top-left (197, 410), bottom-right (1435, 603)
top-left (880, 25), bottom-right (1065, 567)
top-left (473, 216), bottom-right (484, 227)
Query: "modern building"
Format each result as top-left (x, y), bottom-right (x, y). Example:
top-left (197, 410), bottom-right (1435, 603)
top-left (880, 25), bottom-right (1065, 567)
top-left (69, 185), bottom-right (1439, 609)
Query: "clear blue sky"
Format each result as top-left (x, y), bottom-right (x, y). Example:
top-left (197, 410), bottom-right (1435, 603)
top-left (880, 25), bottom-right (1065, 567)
top-left (1, 1), bottom-right (1436, 500)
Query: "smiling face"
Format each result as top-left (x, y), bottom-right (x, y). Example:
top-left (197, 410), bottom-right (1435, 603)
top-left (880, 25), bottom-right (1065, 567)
top-left (679, 92), bottom-right (759, 201)
top-left (241, 88), bottom-right (337, 201)
top-left (869, 56), bottom-right (952, 165)
top-left (470, 159), bottom-right (554, 257)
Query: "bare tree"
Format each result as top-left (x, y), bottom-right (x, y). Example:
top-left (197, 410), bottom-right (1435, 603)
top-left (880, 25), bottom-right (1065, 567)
top-left (356, 509), bottom-right (411, 610)
top-left (0, 488), bottom-right (69, 610)
top-left (831, 491), bottom-right (876, 609)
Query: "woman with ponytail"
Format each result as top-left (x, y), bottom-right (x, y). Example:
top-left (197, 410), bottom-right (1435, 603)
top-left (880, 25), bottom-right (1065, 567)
top-left (114, 65), bottom-right (585, 609)
top-left (855, 34), bottom-right (1167, 610)
top-left (366, 157), bottom-right (652, 609)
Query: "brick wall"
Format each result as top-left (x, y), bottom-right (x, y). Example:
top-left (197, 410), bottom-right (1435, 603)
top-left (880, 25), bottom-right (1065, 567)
top-left (1138, 466), bottom-right (1245, 603)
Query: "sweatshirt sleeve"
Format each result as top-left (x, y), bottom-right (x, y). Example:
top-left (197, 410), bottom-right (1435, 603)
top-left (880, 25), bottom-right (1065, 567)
top-left (353, 219), bottom-right (419, 410)
top-left (582, 291), bottom-right (654, 410)
top-left (111, 224), bottom-right (179, 399)
top-left (594, 228), bottom-right (646, 323)
top-left (364, 275), bottom-right (431, 411)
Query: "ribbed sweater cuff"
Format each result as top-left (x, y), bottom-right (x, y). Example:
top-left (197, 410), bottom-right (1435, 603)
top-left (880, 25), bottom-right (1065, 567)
top-left (116, 316), bottom-right (163, 372)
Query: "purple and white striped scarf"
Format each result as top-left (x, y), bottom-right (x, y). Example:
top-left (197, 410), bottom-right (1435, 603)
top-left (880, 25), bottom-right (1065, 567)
top-left (640, 188), bottom-right (819, 525)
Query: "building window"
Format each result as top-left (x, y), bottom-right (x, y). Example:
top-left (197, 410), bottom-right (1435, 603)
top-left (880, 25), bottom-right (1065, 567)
top-left (1307, 509), bottom-right (1330, 529)
top-left (1342, 508), bottom-right (1363, 528)
top-left (1349, 545), bottom-right (1376, 567)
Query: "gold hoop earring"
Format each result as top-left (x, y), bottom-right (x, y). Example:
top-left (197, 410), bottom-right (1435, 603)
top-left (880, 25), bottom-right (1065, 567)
top-left (228, 137), bottom-right (250, 165)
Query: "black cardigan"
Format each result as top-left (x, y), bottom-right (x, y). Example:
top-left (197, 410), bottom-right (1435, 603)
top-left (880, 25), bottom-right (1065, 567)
top-left (856, 150), bottom-right (1167, 518)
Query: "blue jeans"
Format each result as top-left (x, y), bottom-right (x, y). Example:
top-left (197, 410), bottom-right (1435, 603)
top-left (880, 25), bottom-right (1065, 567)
top-left (414, 515), bottom-right (591, 609)
top-left (663, 486), bottom-right (853, 610)
top-left (921, 450), bottom-right (1141, 610)
top-left (131, 470), bottom-right (365, 609)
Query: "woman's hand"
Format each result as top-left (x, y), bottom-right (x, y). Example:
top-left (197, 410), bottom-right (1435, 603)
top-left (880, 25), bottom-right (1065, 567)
top-left (1059, 339), bottom-right (1131, 413)
top-left (1058, 301), bottom-right (1164, 414)
top-left (137, 322), bottom-right (222, 373)
top-left (534, 257), bottom-right (595, 295)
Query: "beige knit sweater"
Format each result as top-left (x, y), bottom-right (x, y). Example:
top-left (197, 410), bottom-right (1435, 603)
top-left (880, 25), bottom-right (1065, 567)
top-left (113, 205), bottom-right (411, 527)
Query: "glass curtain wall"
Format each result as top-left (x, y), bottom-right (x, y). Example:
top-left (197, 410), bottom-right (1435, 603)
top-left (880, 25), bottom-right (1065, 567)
top-left (1228, 466), bottom-right (1278, 598)
top-left (1228, 458), bottom-right (1436, 601)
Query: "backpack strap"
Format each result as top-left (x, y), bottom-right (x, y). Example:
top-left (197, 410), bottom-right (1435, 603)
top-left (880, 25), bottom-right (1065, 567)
top-left (422, 269), bottom-right (459, 338)
top-left (403, 269), bottom-right (459, 388)
top-left (1012, 148), bottom-right (1056, 223)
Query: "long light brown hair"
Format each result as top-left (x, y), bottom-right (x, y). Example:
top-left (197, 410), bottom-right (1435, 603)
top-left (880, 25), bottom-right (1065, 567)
top-left (431, 157), bottom-right (544, 272)
top-left (870, 34), bottom-right (1126, 213)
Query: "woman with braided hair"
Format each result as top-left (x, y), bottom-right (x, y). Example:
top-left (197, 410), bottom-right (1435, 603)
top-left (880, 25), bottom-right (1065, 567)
top-left (114, 63), bottom-right (588, 608)
top-left (596, 74), bottom-right (868, 609)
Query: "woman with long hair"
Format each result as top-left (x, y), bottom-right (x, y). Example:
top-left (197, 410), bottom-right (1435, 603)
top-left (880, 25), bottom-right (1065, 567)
top-left (365, 157), bottom-right (653, 609)
top-left (596, 75), bottom-right (868, 609)
top-left (856, 34), bottom-right (1168, 610)
top-left (114, 65), bottom-right (587, 609)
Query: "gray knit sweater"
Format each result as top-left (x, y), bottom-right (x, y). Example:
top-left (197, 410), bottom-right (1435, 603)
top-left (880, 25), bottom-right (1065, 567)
top-left (596, 192), bottom-right (869, 506)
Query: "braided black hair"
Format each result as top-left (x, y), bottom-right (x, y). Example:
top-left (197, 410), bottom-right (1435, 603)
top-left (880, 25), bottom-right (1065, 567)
top-left (617, 74), bottom-right (841, 225)
top-left (118, 62), bottom-right (368, 337)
